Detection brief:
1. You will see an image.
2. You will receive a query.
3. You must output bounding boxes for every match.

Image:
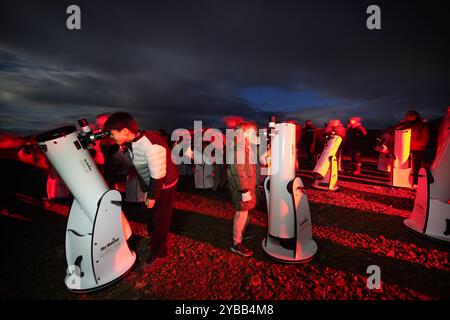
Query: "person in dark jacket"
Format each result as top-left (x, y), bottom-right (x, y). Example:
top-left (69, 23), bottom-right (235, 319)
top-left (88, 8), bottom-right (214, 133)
top-left (346, 117), bottom-right (367, 175)
top-left (436, 107), bottom-right (450, 157)
top-left (303, 120), bottom-right (317, 167)
top-left (105, 112), bottom-right (179, 271)
top-left (400, 110), bottom-right (430, 185)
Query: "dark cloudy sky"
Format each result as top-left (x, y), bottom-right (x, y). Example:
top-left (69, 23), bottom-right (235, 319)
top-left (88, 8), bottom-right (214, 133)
top-left (0, 0), bottom-right (449, 134)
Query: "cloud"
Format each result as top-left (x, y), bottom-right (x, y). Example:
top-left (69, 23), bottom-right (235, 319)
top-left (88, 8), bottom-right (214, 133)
top-left (0, 0), bottom-right (448, 133)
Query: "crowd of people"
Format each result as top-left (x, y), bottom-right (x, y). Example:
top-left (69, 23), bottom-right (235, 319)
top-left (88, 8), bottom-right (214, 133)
top-left (297, 110), bottom-right (433, 182)
top-left (4, 108), bottom-right (445, 269)
top-left (98, 110), bottom-right (438, 263)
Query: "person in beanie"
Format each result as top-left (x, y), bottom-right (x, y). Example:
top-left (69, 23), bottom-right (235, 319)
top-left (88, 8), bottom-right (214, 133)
top-left (346, 117), bottom-right (367, 175)
top-left (227, 121), bottom-right (259, 257)
top-left (104, 112), bottom-right (178, 271)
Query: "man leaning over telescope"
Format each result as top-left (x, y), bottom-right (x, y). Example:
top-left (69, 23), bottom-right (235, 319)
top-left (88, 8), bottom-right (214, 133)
top-left (104, 112), bottom-right (179, 272)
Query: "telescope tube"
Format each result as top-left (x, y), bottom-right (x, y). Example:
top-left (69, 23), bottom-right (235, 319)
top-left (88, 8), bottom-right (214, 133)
top-left (37, 126), bottom-right (109, 222)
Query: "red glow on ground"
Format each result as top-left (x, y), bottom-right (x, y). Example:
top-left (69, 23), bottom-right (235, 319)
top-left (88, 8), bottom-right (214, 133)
top-left (2, 158), bottom-right (449, 299)
top-left (313, 225), bottom-right (450, 271)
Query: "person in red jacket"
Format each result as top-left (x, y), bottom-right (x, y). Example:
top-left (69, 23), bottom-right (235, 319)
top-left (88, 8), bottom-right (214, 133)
top-left (346, 117), bottom-right (367, 175)
top-left (303, 120), bottom-right (317, 167)
top-left (105, 112), bottom-right (179, 271)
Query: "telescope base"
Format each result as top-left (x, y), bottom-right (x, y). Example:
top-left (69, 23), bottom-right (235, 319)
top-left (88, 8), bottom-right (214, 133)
top-left (66, 254), bottom-right (137, 293)
top-left (403, 167), bottom-right (450, 245)
top-left (377, 154), bottom-right (392, 172)
top-left (312, 182), bottom-right (339, 192)
top-left (404, 198), bottom-right (450, 245)
top-left (262, 237), bottom-right (317, 264)
top-left (404, 218), bottom-right (450, 245)
top-left (64, 190), bottom-right (137, 293)
top-left (312, 154), bottom-right (339, 191)
top-left (391, 167), bottom-right (413, 189)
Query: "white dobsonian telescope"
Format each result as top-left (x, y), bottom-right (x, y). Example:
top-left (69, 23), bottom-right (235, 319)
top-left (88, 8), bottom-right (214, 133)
top-left (37, 119), bottom-right (136, 292)
top-left (312, 133), bottom-right (342, 191)
top-left (390, 128), bottom-right (414, 188)
top-left (404, 126), bottom-right (450, 243)
top-left (262, 117), bottom-right (317, 263)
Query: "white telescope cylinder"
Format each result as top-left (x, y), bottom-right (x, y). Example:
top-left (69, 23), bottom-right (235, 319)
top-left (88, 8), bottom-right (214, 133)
top-left (393, 128), bottom-right (411, 169)
top-left (37, 126), bottom-right (109, 222)
top-left (268, 122), bottom-right (296, 238)
top-left (313, 135), bottom-right (342, 180)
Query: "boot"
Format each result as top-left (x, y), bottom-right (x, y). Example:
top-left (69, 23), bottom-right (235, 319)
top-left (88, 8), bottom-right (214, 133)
top-left (352, 163), bottom-right (361, 175)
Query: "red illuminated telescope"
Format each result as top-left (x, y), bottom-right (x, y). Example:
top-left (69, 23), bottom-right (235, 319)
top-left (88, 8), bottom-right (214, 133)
top-left (312, 130), bottom-right (342, 191)
top-left (390, 128), bottom-right (414, 188)
top-left (36, 120), bottom-right (136, 292)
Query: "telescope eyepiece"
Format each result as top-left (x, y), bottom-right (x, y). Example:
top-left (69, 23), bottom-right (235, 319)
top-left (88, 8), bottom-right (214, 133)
top-left (77, 118), bottom-right (110, 148)
top-left (92, 130), bottom-right (111, 140)
top-left (269, 115), bottom-right (276, 124)
top-left (78, 118), bottom-right (92, 134)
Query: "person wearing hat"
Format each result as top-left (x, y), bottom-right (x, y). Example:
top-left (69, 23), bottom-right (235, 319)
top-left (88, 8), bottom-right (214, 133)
top-left (346, 117), bottom-right (367, 175)
top-left (325, 119), bottom-right (346, 138)
top-left (303, 120), bottom-right (317, 167)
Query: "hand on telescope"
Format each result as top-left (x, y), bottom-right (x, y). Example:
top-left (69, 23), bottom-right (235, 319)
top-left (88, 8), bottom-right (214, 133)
top-left (241, 191), bottom-right (252, 202)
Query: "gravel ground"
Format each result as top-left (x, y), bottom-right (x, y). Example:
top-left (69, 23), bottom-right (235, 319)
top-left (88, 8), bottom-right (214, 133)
top-left (1, 161), bottom-right (449, 300)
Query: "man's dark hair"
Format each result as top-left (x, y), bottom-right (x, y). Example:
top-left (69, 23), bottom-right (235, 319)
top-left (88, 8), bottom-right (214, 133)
top-left (104, 112), bottom-right (139, 134)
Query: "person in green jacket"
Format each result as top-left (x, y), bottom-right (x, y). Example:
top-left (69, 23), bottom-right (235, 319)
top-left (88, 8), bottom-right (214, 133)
top-left (227, 121), bottom-right (259, 257)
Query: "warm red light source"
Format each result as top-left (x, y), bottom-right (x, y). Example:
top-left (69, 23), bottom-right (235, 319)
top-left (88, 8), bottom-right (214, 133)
top-left (223, 116), bottom-right (244, 129)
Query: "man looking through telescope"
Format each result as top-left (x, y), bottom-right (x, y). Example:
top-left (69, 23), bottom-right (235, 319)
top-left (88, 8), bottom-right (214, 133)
top-left (104, 112), bottom-right (179, 272)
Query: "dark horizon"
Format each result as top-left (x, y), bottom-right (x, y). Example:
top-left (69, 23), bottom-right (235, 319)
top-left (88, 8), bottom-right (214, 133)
top-left (1, 0), bottom-right (449, 135)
